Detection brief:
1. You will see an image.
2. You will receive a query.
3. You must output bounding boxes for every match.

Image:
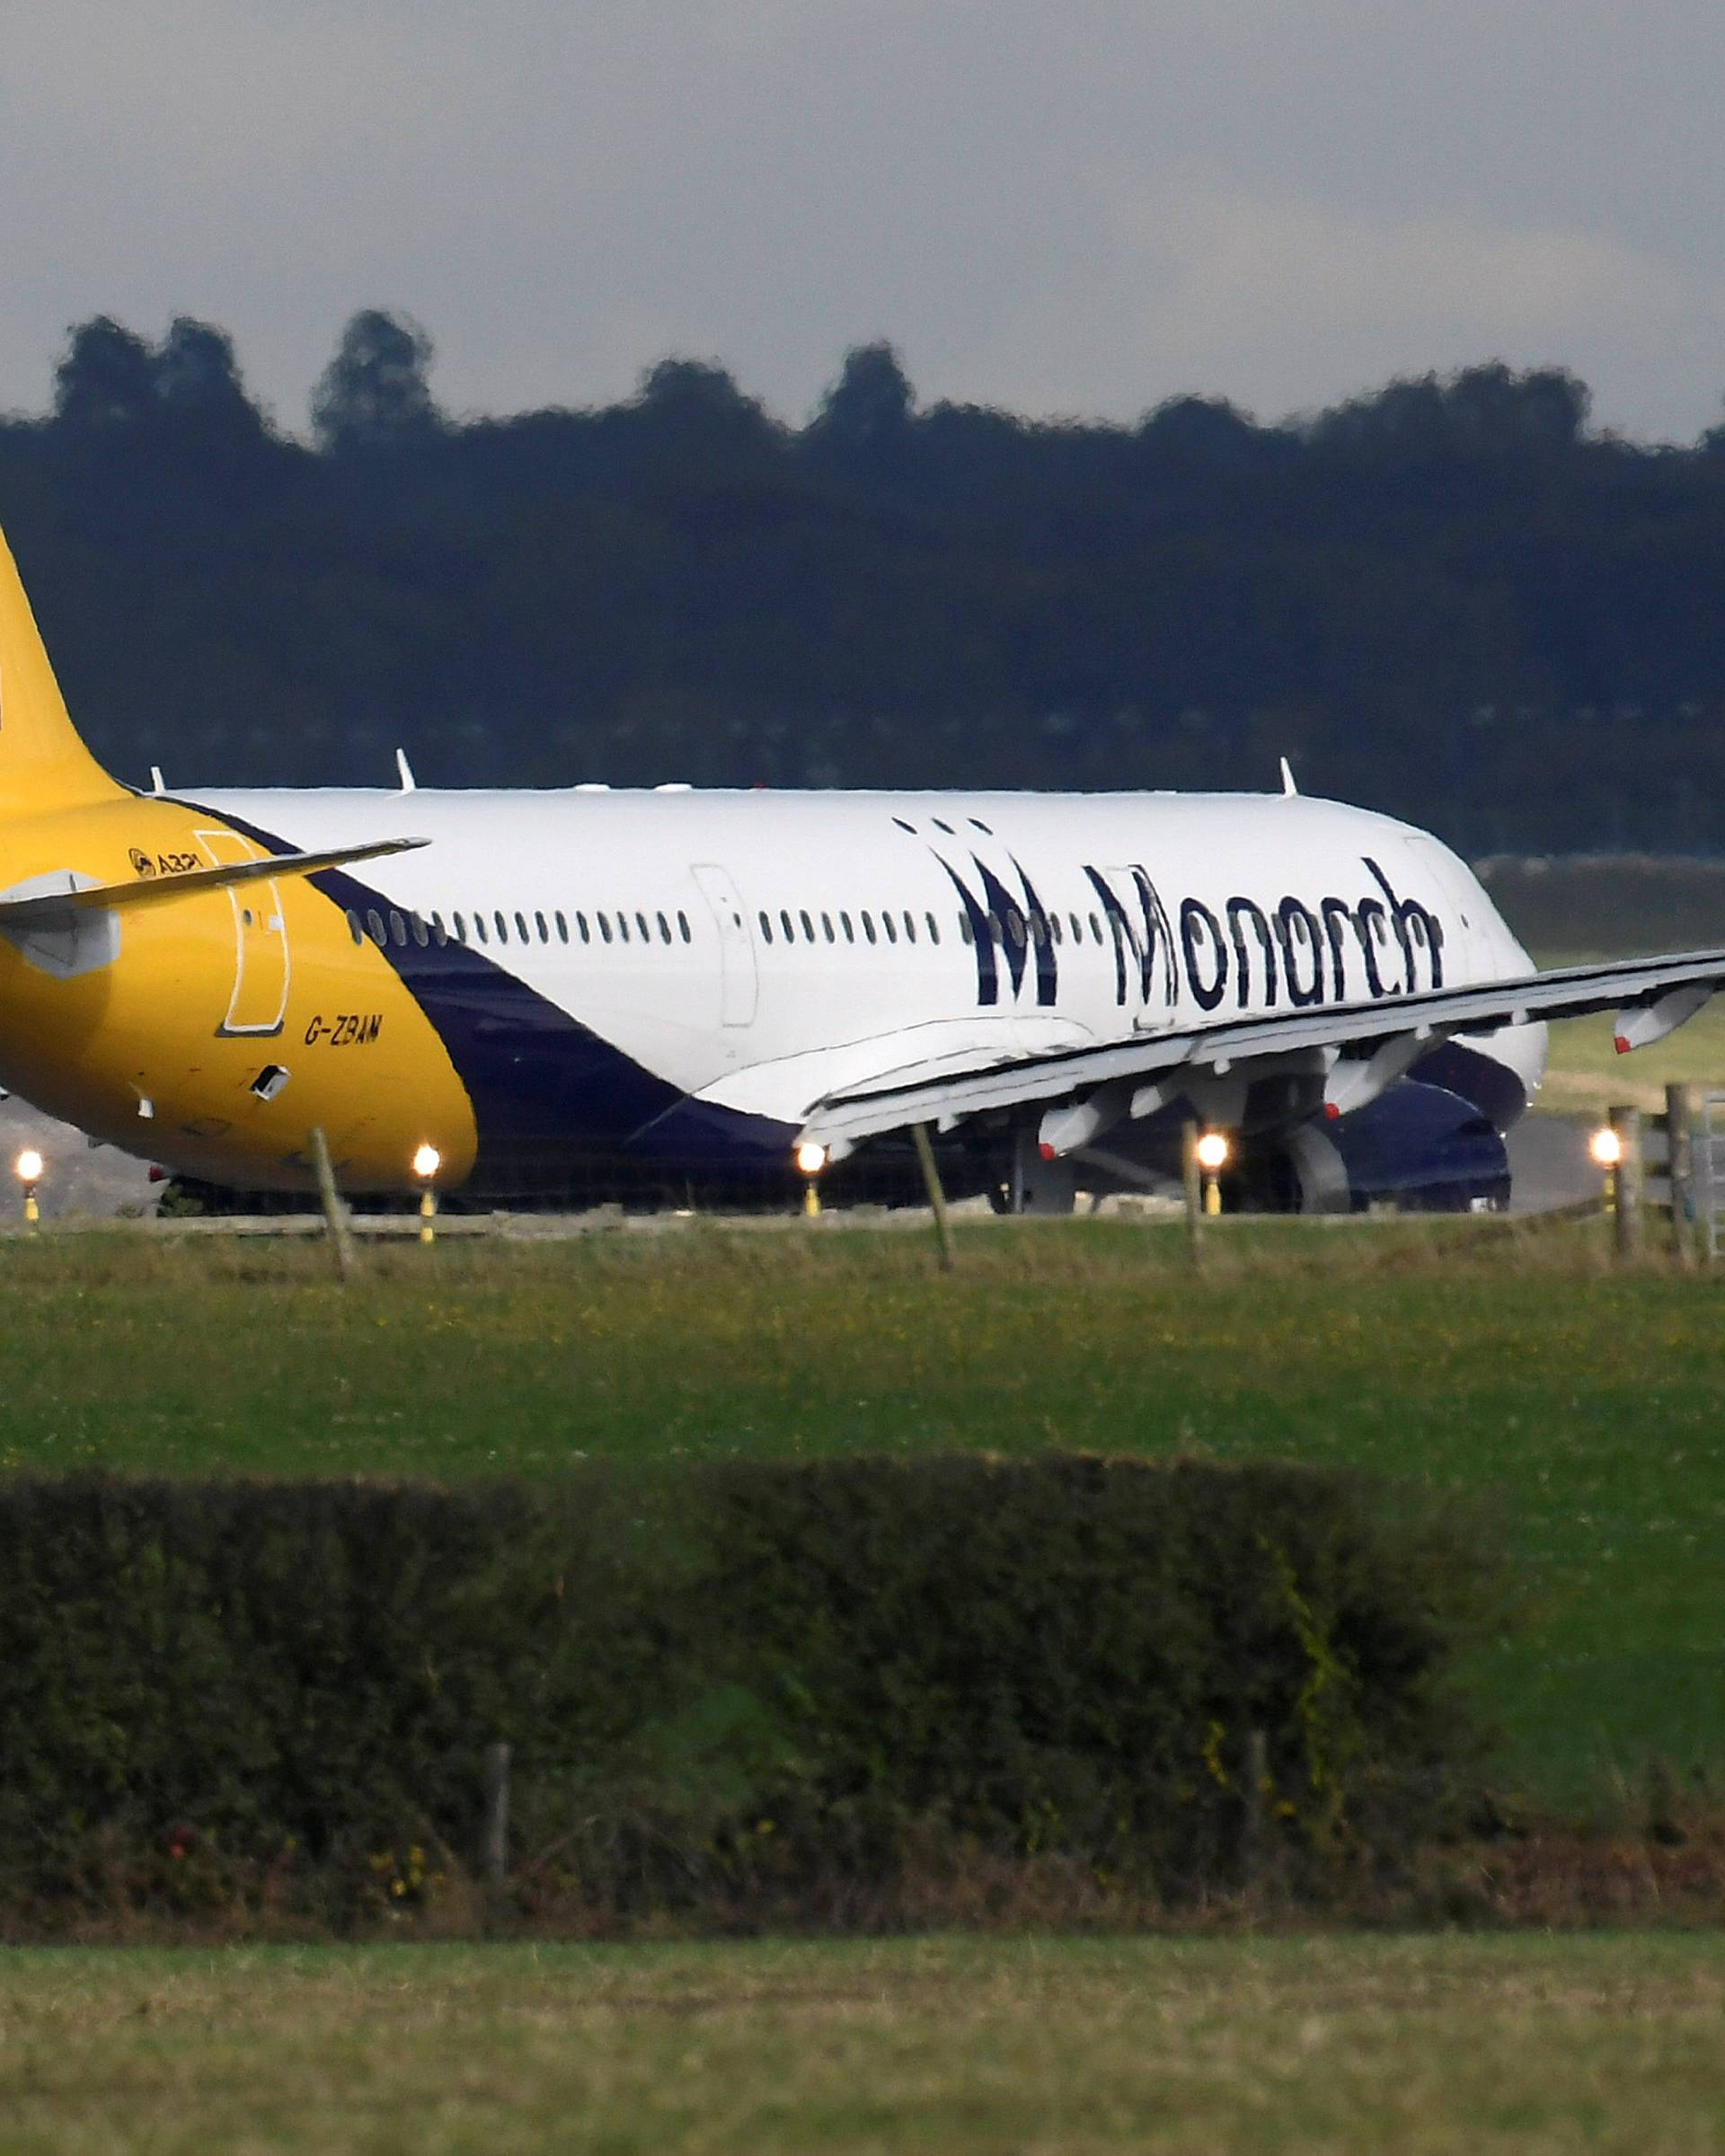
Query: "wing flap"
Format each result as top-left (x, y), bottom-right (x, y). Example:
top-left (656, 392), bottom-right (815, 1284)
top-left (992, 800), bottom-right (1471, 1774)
top-left (800, 948), bottom-right (1725, 1146)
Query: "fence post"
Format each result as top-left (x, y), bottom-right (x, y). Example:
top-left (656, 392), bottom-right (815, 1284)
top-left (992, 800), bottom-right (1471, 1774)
top-left (911, 1123), bottom-right (957, 1272)
top-left (306, 1126), bottom-right (357, 1283)
top-left (1241, 1726), bottom-right (1269, 1886)
top-left (1181, 1119), bottom-right (1204, 1270)
top-left (482, 1740), bottom-right (511, 1892)
top-left (1610, 1105), bottom-right (1643, 1262)
top-left (1666, 1083), bottom-right (1697, 1269)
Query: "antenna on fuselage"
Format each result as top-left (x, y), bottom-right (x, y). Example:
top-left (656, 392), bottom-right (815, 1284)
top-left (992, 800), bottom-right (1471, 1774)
top-left (395, 748), bottom-right (417, 792)
top-left (1278, 755), bottom-right (1298, 798)
top-left (149, 765), bottom-right (164, 794)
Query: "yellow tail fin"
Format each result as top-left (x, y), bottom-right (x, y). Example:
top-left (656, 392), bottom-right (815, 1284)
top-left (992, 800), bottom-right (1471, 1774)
top-left (0, 526), bottom-right (126, 814)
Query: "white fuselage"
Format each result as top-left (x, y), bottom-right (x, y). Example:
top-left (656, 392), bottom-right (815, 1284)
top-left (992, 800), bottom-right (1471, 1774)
top-left (187, 784), bottom-right (1545, 1180)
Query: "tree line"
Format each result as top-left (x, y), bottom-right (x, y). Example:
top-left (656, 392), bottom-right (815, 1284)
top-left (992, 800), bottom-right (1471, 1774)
top-left (4, 309), bottom-right (1724, 855)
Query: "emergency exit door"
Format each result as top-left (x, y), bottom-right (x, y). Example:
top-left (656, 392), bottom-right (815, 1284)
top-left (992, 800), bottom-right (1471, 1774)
top-left (690, 863), bottom-right (758, 1028)
top-left (197, 828), bottom-right (289, 1036)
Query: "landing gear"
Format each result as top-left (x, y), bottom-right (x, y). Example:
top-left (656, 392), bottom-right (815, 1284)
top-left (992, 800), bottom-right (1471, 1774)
top-left (987, 1130), bottom-right (1078, 1216)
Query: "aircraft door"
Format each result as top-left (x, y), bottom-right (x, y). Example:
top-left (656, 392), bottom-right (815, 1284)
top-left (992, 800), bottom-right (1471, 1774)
top-left (690, 862), bottom-right (758, 1027)
top-left (1100, 864), bottom-right (1180, 1028)
top-left (196, 828), bottom-right (289, 1037)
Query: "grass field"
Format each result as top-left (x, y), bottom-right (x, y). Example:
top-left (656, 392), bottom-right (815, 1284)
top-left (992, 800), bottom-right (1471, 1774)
top-left (0, 1932), bottom-right (1721, 2153)
top-left (1, 1217), bottom-right (1721, 1807)
top-left (1528, 965), bottom-right (1725, 1115)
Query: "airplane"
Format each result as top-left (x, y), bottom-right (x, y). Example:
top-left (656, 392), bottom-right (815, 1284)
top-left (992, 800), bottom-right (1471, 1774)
top-left (0, 518), bottom-right (1721, 1216)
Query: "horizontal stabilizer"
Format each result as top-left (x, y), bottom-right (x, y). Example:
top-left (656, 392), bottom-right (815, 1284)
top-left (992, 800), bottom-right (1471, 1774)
top-left (0, 836), bottom-right (428, 930)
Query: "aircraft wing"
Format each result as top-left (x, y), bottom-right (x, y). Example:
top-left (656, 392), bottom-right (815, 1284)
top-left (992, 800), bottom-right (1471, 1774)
top-left (799, 946), bottom-right (1725, 1148)
top-left (0, 837), bottom-right (428, 928)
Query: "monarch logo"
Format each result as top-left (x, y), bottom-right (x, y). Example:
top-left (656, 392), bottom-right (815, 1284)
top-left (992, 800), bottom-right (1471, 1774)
top-left (940, 849), bottom-right (1446, 1016)
top-left (934, 851), bottom-right (1057, 1008)
top-left (128, 847), bottom-right (156, 878)
top-left (1142, 855), bottom-right (1446, 1014)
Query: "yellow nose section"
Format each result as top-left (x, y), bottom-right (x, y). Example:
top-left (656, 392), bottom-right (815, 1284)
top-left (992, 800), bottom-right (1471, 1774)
top-left (0, 798), bottom-right (478, 1193)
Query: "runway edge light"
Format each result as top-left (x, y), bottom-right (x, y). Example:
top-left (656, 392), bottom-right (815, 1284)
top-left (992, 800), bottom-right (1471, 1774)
top-left (413, 1144), bottom-right (441, 1245)
top-left (14, 1147), bottom-right (43, 1231)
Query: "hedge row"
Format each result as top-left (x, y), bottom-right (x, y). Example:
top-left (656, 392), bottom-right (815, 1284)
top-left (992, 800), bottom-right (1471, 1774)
top-left (0, 1460), bottom-right (1496, 1922)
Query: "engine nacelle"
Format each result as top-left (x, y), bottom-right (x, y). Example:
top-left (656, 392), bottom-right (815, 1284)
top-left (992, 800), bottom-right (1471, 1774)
top-left (1229, 1080), bottom-right (1510, 1215)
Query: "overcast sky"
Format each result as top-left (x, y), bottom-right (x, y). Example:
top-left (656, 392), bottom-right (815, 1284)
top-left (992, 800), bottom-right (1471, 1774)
top-left (2, 1), bottom-right (1721, 441)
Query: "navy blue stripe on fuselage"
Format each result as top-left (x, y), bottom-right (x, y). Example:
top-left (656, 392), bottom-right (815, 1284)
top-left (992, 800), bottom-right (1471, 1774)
top-left (172, 802), bottom-right (794, 1185)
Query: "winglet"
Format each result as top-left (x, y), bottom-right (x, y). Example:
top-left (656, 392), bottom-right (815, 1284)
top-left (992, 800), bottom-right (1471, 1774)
top-left (1279, 756), bottom-right (1298, 798)
top-left (395, 747), bottom-right (416, 792)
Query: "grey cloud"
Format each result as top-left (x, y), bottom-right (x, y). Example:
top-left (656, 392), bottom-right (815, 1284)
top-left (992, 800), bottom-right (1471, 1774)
top-left (0, 0), bottom-right (1721, 441)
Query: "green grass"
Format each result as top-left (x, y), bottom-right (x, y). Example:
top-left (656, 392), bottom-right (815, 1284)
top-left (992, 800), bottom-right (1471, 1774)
top-left (1, 1217), bottom-right (1721, 1805)
top-left (1539, 1003), bottom-right (1725, 1111)
top-left (0, 1933), bottom-right (1721, 2153)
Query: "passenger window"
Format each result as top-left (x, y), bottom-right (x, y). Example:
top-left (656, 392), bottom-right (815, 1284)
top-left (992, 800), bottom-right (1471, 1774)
top-left (535, 911), bottom-right (549, 942)
top-left (926, 912), bottom-right (940, 944)
top-left (474, 914), bottom-right (490, 945)
top-left (494, 911), bottom-right (509, 942)
top-left (1069, 913), bottom-right (1082, 942)
top-left (882, 913), bottom-right (898, 944)
top-left (841, 912), bottom-right (854, 943)
top-left (799, 909), bottom-right (814, 941)
top-left (903, 910), bottom-right (916, 942)
top-left (780, 908), bottom-right (795, 941)
top-left (598, 914), bottom-right (613, 943)
top-left (987, 912), bottom-right (1002, 941)
top-left (453, 911), bottom-right (467, 943)
top-left (677, 910), bottom-right (692, 942)
top-left (960, 915), bottom-right (974, 945)
top-left (512, 911), bottom-right (526, 942)
top-left (759, 912), bottom-right (774, 944)
top-left (389, 911), bottom-right (407, 946)
top-left (862, 912), bottom-right (877, 944)
top-left (1007, 912), bottom-right (1024, 949)
top-left (412, 914), bottom-right (429, 948)
top-left (636, 912), bottom-right (650, 941)
top-left (617, 914), bottom-right (631, 944)
top-left (555, 912), bottom-right (569, 943)
top-left (345, 909), bottom-right (363, 946)
top-left (1049, 915), bottom-right (1062, 945)
top-left (658, 912), bottom-right (671, 943)
top-left (1090, 915), bottom-right (1103, 943)
top-left (366, 909), bottom-right (385, 945)
top-left (576, 913), bottom-right (590, 943)
top-left (821, 912), bottom-right (835, 942)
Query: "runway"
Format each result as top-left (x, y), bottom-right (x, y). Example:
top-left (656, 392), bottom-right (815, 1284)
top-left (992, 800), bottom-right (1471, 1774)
top-left (0, 1092), bottom-right (1604, 1224)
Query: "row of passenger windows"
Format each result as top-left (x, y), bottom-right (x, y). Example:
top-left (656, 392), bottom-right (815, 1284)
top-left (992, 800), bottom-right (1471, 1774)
top-left (757, 906), bottom-right (1109, 950)
top-left (345, 900), bottom-right (1117, 956)
top-left (345, 906), bottom-right (694, 951)
top-left (761, 906), bottom-right (940, 948)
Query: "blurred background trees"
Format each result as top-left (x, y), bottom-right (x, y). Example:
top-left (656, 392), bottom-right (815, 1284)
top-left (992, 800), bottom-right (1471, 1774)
top-left (4, 310), bottom-right (1723, 853)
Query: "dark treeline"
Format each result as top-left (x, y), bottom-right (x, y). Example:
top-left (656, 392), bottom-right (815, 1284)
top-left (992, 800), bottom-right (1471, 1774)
top-left (4, 310), bottom-right (1725, 854)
